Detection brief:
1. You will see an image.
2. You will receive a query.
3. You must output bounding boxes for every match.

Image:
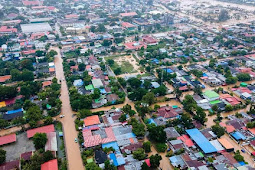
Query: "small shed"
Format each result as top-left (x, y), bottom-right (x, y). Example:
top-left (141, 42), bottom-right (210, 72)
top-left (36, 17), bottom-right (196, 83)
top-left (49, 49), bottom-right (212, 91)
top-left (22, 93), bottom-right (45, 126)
top-left (240, 82), bottom-right (247, 87)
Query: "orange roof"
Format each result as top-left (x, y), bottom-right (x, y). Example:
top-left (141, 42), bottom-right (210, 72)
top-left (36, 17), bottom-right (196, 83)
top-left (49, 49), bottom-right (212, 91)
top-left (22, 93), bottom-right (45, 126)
top-left (219, 122), bottom-right (235, 133)
top-left (42, 81), bottom-right (52, 88)
top-left (0, 75), bottom-right (11, 83)
top-left (84, 115), bottom-right (100, 127)
top-left (218, 137), bottom-right (234, 150)
top-left (177, 135), bottom-right (194, 147)
top-left (249, 128), bottom-right (255, 135)
top-left (41, 159), bottom-right (58, 170)
top-left (49, 68), bottom-right (55, 72)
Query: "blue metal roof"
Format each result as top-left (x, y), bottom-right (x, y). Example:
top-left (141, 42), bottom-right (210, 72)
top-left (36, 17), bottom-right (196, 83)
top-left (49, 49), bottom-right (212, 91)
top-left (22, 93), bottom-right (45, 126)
top-left (7, 108), bottom-right (23, 115)
top-left (231, 131), bottom-right (246, 141)
top-left (186, 128), bottom-right (217, 154)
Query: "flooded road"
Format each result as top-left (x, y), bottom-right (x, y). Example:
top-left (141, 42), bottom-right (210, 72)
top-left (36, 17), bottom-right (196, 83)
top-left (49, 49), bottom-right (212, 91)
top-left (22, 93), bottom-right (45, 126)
top-left (53, 47), bottom-right (84, 170)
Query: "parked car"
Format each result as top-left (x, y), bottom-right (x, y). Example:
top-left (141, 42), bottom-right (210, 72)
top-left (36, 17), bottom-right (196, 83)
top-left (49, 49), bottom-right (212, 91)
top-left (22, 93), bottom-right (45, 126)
top-left (60, 115), bottom-right (65, 118)
top-left (241, 149), bottom-right (245, 153)
top-left (75, 138), bottom-right (78, 143)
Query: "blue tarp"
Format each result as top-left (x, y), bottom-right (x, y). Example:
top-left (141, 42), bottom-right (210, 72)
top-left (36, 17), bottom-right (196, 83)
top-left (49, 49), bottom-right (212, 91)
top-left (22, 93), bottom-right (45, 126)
top-left (148, 118), bottom-right (157, 125)
top-left (239, 161), bottom-right (246, 166)
top-left (73, 79), bottom-right (84, 87)
top-left (100, 89), bottom-right (107, 94)
top-left (203, 73), bottom-right (208, 77)
top-left (109, 153), bottom-right (118, 166)
top-left (116, 154), bottom-right (125, 166)
top-left (186, 128), bottom-right (217, 154)
top-left (102, 142), bottom-right (120, 153)
top-left (164, 68), bottom-right (173, 73)
top-left (231, 131), bottom-right (246, 141)
top-left (7, 108), bottom-right (23, 115)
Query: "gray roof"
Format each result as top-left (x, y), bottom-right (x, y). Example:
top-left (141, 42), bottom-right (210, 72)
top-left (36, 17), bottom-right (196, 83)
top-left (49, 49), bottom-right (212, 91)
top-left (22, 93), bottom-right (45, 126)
top-left (21, 23), bottom-right (52, 33)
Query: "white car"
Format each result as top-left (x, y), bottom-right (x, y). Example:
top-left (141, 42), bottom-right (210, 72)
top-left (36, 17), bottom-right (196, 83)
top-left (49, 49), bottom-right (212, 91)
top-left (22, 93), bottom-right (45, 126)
top-left (60, 115), bottom-right (65, 118)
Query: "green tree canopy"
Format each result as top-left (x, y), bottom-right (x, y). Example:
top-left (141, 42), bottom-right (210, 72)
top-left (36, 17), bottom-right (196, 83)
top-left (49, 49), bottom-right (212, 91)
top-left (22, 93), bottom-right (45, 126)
top-left (32, 133), bottom-right (48, 150)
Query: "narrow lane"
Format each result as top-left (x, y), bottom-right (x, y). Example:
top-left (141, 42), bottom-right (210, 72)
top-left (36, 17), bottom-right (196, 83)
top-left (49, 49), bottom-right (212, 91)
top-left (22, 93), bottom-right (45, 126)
top-left (53, 47), bottom-right (84, 170)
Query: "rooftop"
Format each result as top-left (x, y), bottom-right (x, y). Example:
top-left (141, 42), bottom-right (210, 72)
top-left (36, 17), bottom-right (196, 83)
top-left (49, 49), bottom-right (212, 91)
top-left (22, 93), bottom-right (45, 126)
top-left (27, 124), bottom-right (55, 138)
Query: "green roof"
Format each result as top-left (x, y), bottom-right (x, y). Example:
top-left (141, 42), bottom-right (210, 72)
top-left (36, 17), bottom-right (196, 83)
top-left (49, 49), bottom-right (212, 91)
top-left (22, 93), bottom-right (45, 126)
top-left (87, 158), bottom-right (93, 163)
top-left (209, 100), bottom-right (221, 105)
top-left (240, 82), bottom-right (247, 87)
top-left (203, 90), bottom-right (219, 99)
top-left (85, 84), bottom-right (94, 90)
top-left (95, 99), bottom-right (101, 103)
top-left (199, 152), bottom-right (204, 157)
top-left (172, 105), bottom-right (178, 109)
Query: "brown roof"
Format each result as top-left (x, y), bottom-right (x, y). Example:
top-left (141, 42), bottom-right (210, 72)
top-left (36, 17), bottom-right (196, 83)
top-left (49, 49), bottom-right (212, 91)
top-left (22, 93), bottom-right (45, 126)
top-left (155, 106), bottom-right (178, 119)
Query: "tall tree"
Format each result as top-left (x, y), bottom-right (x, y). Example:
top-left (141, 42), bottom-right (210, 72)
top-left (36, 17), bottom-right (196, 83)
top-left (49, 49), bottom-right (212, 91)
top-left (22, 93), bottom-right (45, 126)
top-left (32, 133), bottom-right (48, 150)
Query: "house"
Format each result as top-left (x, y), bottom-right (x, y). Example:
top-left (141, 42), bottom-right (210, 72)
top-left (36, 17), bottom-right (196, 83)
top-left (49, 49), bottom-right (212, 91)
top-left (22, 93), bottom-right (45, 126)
top-left (3, 108), bottom-right (24, 121)
top-left (41, 159), bottom-right (58, 170)
top-left (0, 26), bottom-right (17, 34)
top-left (218, 137), bottom-right (234, 152)
top-left (168, 139), bottom-right (186, 153)
top-left (0, 160), bottom-right (20, 170)
top-left (106, 94), bottom-right (119, 104)
top-left (20, 151), bottom-right (33, 161)
top-left (220, 94), bottom-right (241, 106)
top-left (83, 115), bottom-right (100, 127)
top-left (164, 127), bottom-right (180, 139)
top-left (186, 128), bottom-right (217, 154)
top-left (0, 75), bottom-right (11, 83)
top-left (95, 150), bottom-right (107, 164)
top-left (121, 22), bottom-right (136, 30)
top-left (27, 124), bottom-right (55, 138)
top-left (0, 134), bottom-right (16, 146)
top-left (83, 127), bottom-right (116, 148)
top-left (45, 132), bottom-right (57, 155)
top-left (120, 12), bottom-right (137, 17)
top-left (154, 106), bottom-right (179, 120)
top-left (92, 79), bottom-right (103, 88)
top-left (124, 41), bottom-right (147, 50)
top-left (203, 90), bottom-right (219, 102)
top-left (142, 35), bottom-right (157, 45)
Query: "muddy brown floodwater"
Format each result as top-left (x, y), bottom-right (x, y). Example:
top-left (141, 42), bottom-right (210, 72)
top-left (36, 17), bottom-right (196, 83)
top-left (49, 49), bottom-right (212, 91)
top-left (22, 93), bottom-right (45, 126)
top-left (53, 47), bottom-right (84, 170)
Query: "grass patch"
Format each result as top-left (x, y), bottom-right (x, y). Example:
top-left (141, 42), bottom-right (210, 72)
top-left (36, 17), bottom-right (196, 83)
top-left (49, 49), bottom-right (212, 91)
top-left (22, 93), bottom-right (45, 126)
top-left (121, 61), bottom-right (136, 73)
top-left (106, 56), bottom-right (137, 74)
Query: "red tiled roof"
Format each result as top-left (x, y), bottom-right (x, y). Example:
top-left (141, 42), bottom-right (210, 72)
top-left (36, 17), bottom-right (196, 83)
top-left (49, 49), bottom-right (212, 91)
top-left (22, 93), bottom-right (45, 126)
top-left (42, 81), bottom-right (52, 88)
top-left (22, 0), bottom-right (41, 6)
top-left (22, 50), bottom-right (36, 55)
top-left (65, 14), bottom-right (79, 19)
top-left (83, 127), bottom-right (116, 148)
top-left (143, 36), bottom-right (157, 44)
top-left (0, 26), bottom-right (17, 33)
top-left (41, 159), bottom-right (58, 170)
top-left (179, 86), bottom-right (188, 91)
top-left (155, 106), bottom-right (178, 119)
top-left (0, 75), bottom-right (11, 83)
top-left (27, 124), bottom-right (55, 138)
top-left (220, 94), bottom-right (241, 106)
top-left (0, 134), bottom-right (16, 146)
top-left (124, 41), bottom-right (147, 50)
top-left (249, 128), bottom-right (255, 135)
top-left (232, 87), bottom-right (252, 94)
top-left (121, 22), bottom-right (136, 28)
top-left (177, 135), bottom-right (194, 147)
top-left (120, 12), bottom-right (137, 17)
top-left (0, 160), bottom-right (19, 170)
